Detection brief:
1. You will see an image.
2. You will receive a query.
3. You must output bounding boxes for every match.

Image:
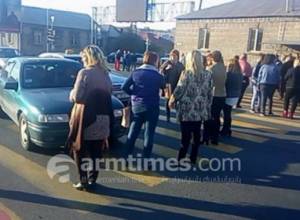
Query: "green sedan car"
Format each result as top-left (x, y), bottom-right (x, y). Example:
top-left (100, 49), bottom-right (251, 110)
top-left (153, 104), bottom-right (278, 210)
top-left (0, 57), bottom-right (126, 151)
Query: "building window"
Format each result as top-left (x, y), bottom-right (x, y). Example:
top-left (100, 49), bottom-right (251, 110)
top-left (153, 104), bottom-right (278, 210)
top-left (33, 30), bottom-right (43, 45)
top-left (70, 32), bottom-right (79, 46)
top-left (247, 28), bottom-right (263, 51)
top-left (8, 33), bottom-right (13, 44)
top-left (198, 28), bottom-right (210, 49)
top-left (0, 33), bottom-right (5, 45)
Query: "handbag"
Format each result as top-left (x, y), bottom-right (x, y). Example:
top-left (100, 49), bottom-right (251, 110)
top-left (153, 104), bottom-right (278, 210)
top-left (121, 106), bottom-right (131, 128)
top-left (164, 83), bottom-right (172, 99)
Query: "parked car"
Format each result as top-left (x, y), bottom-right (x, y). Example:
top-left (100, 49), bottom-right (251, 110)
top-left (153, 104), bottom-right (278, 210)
top-left (0, 47), bottom-right (20, 68)
top-left (0, 57), bottom-right (126, 151)
top-left (134, 53), bottom-right (144, 65)
top-left (38, 53), bottom-right (130, 106)
top-left (107, 52), bottom-right (116, 63)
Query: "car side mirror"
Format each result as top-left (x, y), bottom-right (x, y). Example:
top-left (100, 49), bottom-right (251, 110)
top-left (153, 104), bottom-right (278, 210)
top-left (4, 78), bottom-right (18, 91)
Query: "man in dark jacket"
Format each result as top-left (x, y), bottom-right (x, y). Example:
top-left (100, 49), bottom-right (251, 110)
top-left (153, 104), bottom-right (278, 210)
top-left (160, 49), bottom-right (185, 122)
top-left (125, 51), bottom-right (132, 71)
top-left (283, 59), bottom-right (300, 119)
top-left (122, 51), bottom-right (165, 169)
top-left (280, 55), bottom-right (294, 99)
top-left (131, 53), bottom-right (137, 71)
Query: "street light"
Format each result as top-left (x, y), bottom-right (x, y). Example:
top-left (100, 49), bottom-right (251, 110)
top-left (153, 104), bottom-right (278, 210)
top-left (50, 16), bottom-right (55, 29)
top-left (49, 16), bottom-right (55, 51)
top-left (46, 9), bottom-right (55, 52)
top-left (199, 0), bottom-right (203, 10)
top-left (145, 38), bottom-right (150, 52)
top-left (96, 27), bottom-right (101, 45)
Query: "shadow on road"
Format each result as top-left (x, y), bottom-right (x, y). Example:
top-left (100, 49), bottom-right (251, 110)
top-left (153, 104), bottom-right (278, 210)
top-left (0, 188), bottom-right (299, 220)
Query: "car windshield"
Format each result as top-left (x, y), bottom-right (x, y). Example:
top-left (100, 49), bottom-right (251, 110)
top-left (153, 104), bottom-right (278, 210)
top-left (0, 48), bottom-right (18, 58)
top-left (22, 61), bottom-right (81, 89)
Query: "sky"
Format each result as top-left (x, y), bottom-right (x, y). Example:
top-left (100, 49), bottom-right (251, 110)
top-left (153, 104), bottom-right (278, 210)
top-left (22, 0), bottom-right (235, 30)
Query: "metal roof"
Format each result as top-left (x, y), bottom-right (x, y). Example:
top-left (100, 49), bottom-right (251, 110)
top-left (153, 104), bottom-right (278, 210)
top-left (21, 6), bottom-right (91, 30)
top-left (177, 0), bottom-right (300, 20)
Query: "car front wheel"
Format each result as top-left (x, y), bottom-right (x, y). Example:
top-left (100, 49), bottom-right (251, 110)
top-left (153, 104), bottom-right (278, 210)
top-left (19, 114), bottom-right (35, 151)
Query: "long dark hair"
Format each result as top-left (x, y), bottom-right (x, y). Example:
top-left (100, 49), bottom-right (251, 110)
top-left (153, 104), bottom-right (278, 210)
top-left (227, 58), bottom-right (241, 74)
top-left (212, 50), bottom-right (224, 64)
top-left (262, 54), bottom-right (275, 65)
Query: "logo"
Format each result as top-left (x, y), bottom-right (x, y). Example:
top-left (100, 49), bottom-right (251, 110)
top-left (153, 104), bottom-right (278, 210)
top-left (46, 154), bottom-right (75, 183)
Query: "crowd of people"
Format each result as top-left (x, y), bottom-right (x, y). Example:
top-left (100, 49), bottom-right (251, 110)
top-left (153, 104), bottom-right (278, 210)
top-left (251, 53), bottom-right (300, 118)
top-left (67, 44), bottom-right (299, 191)
top-left (114, 49), bottom-right (138, 72)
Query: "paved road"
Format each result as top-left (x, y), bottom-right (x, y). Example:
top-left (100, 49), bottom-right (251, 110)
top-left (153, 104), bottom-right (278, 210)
top-left (0, 93), bottom-right (300, 220)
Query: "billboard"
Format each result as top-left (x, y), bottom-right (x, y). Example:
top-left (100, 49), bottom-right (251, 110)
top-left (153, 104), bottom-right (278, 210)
top-left (116, 0), bottom-right (148, 22)
top-left (0, 0), bottom-right (21, 32)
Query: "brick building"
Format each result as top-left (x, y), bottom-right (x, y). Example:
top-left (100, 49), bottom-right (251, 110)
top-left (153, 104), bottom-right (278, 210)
top-left (175, 0), bottom-right (300, 63)
top-left (0, 0), bottom-right (21, 49)
top-left (21, 6), bottom-right (91, 55)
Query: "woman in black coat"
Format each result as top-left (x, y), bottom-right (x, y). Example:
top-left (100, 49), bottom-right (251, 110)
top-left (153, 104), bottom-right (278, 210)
top-left (283, 58), bottom-right (300, 119)
top-left (221, 58), bottom-right (243, 136)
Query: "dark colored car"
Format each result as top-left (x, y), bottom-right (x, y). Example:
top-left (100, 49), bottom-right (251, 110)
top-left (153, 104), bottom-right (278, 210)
top-left (0, 57), bottom-right (126, 151)
top-left (135, 53), bottom-right (144, 65)
top-left (107, 52), bottom-right (116, 63)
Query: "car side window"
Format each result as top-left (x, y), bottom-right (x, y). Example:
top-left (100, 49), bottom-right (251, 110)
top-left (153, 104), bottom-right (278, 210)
top-left (9, 61), bottom-right (20, 81)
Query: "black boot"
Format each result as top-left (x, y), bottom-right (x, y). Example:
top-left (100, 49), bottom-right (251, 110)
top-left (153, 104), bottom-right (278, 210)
top-left (190, 144), bottom-right (199, 164)
top-left (177, 145), bottom-right (188, 163)
top-left (220, 129), bottom-right (232, 137)
top-left (211, 135), bottom-right (219, 145)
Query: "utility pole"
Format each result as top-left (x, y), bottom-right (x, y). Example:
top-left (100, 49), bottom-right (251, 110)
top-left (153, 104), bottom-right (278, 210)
top-left (46, 8), bottom-right (49, 52)
top-left (285, 0), bottom-right (290, 13)
top-left (145, 38), bottom-right (150, 52)
top-left (199, 0), bottom-right (203, 10)
top-left (91, 7), bottom-right (97, 44)
top-left (49, 16), bottom-right (55, 51)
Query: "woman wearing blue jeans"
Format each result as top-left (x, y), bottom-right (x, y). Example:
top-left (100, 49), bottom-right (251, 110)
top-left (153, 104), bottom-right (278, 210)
top-left (257, 54), bottom-right (280, 116)
top-left (250, 54), bottom-right (264, 113)
top-left (122, 51), bottom-right (165, 167)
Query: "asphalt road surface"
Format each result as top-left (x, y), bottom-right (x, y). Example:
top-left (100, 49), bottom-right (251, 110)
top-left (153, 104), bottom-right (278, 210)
top-left (0, 93), bottom-right (300, 220)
